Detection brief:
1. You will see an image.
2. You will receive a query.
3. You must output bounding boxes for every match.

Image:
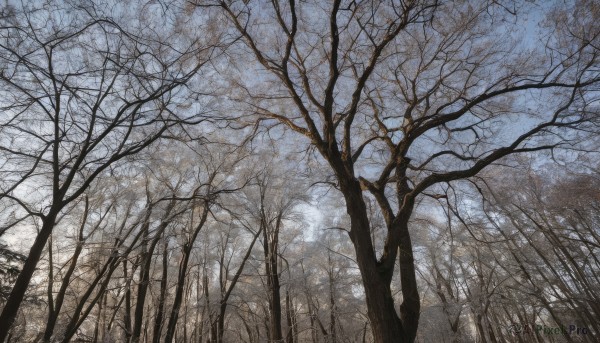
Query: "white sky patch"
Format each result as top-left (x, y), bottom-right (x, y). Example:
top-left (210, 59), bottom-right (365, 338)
top-left (0, 224), bottom-right (38, 254)
top-left (294, 202), bottom-right (324, 241)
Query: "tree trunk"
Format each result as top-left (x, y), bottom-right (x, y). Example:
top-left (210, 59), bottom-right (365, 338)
top-left (264, 232), bottom-right (283, 342)
top-left (124, 260), bottom-right (133, 342)
top-left (61, 260), bottom-right (121, 342)
top-left (132, 202), bottom-right (173, 343)
top-left (164, 204), bottom-right (209, 343)
top-left (152, 240), bottom-right (169, 343)
top-left (43, 238), bottom-right (84, 342)
top-left (328, 270), bottom-right (336, 343)
top-left (132, 225), bottom-right (151, 343)
top-left (285, 289), bottom-right (294, 343)
top-left (341, 180), bottom-right (419, 343)
top-left (45, 233), bottom-right (54, 341)
top-left (217, 302), bottom-right (227, 343)
top-left (164, 243), bottom-right (194, 343)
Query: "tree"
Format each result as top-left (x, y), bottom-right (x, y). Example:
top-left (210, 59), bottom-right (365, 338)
top-left (161, 143), bottom-right (255, 343)
top-left (0, 1), bottom-right (221, 338)
top-left (0, 0), bottom-right (598, 341)
top-left (201, 217), bottom-right (263, 343)
top-left (237, 159), bottom-right (308, 342)
top-left (481, 165), bottom-right (600, 341)
top-left (420, 159), bottom-right (600, 342)
top-left (200, 0), bottom-right (600, 341)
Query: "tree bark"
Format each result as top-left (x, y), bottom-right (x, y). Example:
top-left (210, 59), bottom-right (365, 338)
top-left (340, 179), bottom-right (419, 343)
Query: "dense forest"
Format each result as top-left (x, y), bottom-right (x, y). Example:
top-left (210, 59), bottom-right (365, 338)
top-left (0, 0), bottom-right (599, 342)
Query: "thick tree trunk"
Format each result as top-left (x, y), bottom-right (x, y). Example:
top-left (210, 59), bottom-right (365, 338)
top-left (0, 212), bottom-right (58, 343)
top-left (359, 269), bottom-right (405, 342)
top-left (397, 219), bottom-right (420, 342)
top-left (347, 210), bottom-right (403, 341)
top-left (341, 179), bottom-right (420, 343)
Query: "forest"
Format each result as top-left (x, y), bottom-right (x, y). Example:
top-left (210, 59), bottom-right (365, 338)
top-left (0, 0), bottom-right (598, 342)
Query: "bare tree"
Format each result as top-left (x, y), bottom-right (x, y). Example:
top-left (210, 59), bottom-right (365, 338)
top-left (199, 0), bottom-right (600, 341)
top-left (416, 157), bottom-right (600, 342)
top-left (235, 159), bottom-right (308, 342)
top-left (481, 166), bottom-right (600, 342)
top-left (161, 144), bottom-right (255, 343)
top-left (0, 1), bottom-right (222, 338)
top-left (0, 0), bottom-right (598, 341)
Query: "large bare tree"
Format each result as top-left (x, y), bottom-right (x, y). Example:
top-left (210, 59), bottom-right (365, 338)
top-left (197, 0), bottom-right (600, 341)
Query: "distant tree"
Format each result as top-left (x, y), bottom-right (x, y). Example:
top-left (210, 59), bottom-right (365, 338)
top-left (236, 160), bottom-right (308, 342)
top-left (482, 166), bottom-right (600, 341)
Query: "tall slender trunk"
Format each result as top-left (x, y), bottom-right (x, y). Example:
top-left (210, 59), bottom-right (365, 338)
top-left (124, 260), bottom-right (133, 342)
top-left (475, 315), bottom-right (488, 343)
top-left (92, 295), bottom-right (103, 343)
top-left (164, 204), bottom-right (209, 343)
top-left (43, 238), bottom-right (84, 341)
top-left (309, 308), bottom-right (318, 343)
top-left (285, 289), bottom-right (294, 343)
top-left (43, 199), bottom-right (90, 342)
top-left (106, 288), bottom-right (126, 338)
top-left (152, 240), bottom-right (169, 343)
top-left (60, 217), bottom-right (144, 343)
top-left (163, 243), bottom-right (195, 343)
top-left (211, 225), bottom-right (263, 343)
top-left (61, 259), bottom-right (122, 342)
top-left (132, 201), bottom-right (173, 343)
top-left (327, 268), bottom-right (336, 343)
top-left (216, 302), bottom-right (227, 343)
top-left (193, 268), bottom-right (204, 343)
top-left (46, 234), bottom-right (54, 338)
top-left (132, 225), bottom-right (151, 343)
